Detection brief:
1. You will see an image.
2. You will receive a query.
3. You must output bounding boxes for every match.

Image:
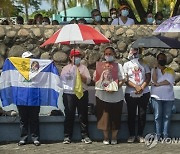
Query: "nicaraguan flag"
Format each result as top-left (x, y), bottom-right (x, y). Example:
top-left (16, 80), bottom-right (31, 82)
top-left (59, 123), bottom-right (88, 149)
top-left (0, 57), bottom-right (62, 107)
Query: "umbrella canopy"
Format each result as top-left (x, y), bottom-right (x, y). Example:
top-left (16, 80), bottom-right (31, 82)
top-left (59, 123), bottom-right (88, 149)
top-left (154, 15), bottom-right (180, 32)
top-left (40, 24), bottom-right (110, 47)
top-left (132, 35), bottom-right (180, 49)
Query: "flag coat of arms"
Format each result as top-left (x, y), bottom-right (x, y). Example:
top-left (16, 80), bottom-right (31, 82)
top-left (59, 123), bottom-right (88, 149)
top-left (0, 57), bottom-right (62, 107)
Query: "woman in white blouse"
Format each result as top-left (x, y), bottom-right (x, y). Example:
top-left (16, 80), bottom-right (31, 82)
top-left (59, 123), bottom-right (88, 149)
top-left (151, 53), bottom-right (175, 139)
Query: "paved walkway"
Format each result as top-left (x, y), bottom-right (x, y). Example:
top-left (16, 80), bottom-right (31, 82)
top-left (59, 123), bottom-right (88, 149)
top-left (0, 141), bottom-right (180, 154)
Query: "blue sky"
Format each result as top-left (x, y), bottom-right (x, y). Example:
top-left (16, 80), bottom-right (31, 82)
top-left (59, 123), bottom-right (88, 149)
top-left (29, 1), bottom-right (51, 14)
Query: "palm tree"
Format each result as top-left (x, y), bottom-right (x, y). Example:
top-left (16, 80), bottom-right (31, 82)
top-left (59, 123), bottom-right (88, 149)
top-left (0, 0), bottom-right (15, 17)
top-left (46, 0), bottom-right (67, 21)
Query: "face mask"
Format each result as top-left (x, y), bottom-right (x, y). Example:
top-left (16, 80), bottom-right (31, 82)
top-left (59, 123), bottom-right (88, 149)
top-left (147, 17), bottom-right (154, 24)
top-left (94, 15), bottom-right (101, 22)
top-left (111, 14), bottom-right (116, 19)
top-left (74, 57), bottom-right (81, 65)
top-left (158, 59), bottom-right (166, 66)
top-left (121, 10), bottom-right (129, 17)
top-left (105, 56), bottom-right (114, 62)
top-left (156, 20), bottom-right (162, 25)
top-left (42, 22), bottom-right (49, 25)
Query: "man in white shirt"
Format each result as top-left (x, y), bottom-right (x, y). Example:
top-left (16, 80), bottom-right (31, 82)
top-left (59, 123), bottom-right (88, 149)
top-left (111, 5), bottom-right (135, 26)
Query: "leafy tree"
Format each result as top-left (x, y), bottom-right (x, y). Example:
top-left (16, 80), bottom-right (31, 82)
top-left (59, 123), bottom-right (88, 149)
top-left (15, 0), bottom-right (41, 21)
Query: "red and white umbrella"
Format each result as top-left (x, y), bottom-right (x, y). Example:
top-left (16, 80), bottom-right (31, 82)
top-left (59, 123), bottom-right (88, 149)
top-left (40, 24), bottom-right (110, 47)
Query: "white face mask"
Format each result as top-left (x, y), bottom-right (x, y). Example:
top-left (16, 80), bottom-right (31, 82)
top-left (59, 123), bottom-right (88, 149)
top-left (111, 14), bottom-right (117, 19)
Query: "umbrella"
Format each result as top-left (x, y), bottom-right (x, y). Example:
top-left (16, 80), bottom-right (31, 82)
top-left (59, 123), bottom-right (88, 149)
top-left (154, 15), bottom-right (180, 32)
top-left (40, 24), bottom-right (110, 47)
top-left (132, 35), bottom-right (180, 49)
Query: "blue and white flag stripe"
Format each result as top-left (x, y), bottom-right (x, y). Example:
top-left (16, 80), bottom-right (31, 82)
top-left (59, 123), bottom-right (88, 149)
top-left (0, 59), bottom-right (62, 107)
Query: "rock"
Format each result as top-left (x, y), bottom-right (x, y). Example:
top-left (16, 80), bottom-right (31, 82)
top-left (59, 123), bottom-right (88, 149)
top-left (175, 72), bottom-right (180, 83)
top-left (105, 31), bottom-right (112, 39)
top-left (0, 43), bottom-right (7, 56)
top-left (17, 29), bottom-right (29, 37)
top-left (54, 63), bottom-right (63, 74)
top-left (143, 55), bottom-right (157, 69)
top-left (0, 27), bottom-right (5, 38)
top-left (169, 49), bottom-right (178, 57)
top-left (32, 28), bottom-right (41, 37)
top-left (44, 29), bottom-right (54, 39)
top-left (81, 59), bottom-right (88, 66)
top-left (166, 53), bottom-right (173, 64)
top-left (62, 46), bottom-right (71, 53)
top-left (117, 41), bottom-right (127, 52)
top-left (109, 25), bottom-right (115, 32)
top-left (174, 56), bottom-right (180, 64)
top-left (101, 25), bottom-right (109, 30)
top-left (40, 52), bottom-right (51, 59)
top-left (32, 47), bottom-right (42, 58)
top-left (8, 45), bottom-right (26, 57)
top-left (0, 55), bottom-right (4, 69)
top-left (169, 61), bottom-right (180, 72)
top-left (53, 52), bottom-right (67, 62)
top-left (6, 31), bottom-right (16, 38)
top-left (88, 51), bottom-right (100, 65)
top-left (116, 28), bottom-right (124, 35)
top-left (126, 29), bottom-right (135, 37)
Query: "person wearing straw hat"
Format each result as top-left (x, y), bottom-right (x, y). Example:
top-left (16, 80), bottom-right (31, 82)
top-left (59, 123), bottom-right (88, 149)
top-left (111, 5), bottom-right (134, 26)
top-left (61, 49), bottom-right (92, 144)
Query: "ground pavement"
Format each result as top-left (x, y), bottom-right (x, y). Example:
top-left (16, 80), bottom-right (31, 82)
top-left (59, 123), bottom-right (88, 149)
top-left (0, 141), bottom-right (180, 154)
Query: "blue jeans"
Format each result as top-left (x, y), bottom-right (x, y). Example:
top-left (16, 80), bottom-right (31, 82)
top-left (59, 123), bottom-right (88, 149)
top-left (151, 98), bottom-right (173, 137)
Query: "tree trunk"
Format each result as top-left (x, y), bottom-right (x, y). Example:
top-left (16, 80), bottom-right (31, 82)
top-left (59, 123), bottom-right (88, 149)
top-left (109, 0), bottom-right (113, 10)
top-left (132, 0), bottom-right (146, 24)
top-left (172, 0), bottom-right (180, 16)
top-left (62, 0), bottom-right (67, 21)
top-left (95, 0), bottom-right (100, 11)
top-left (24, 2), bottom-right (29, 22)
top-left (147, 0), bottom-right (155, 13)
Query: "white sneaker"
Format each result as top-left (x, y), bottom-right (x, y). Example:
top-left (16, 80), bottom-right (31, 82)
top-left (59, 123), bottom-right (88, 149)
top-left (111, 140), bottom-right (117, 145)
top-left (127, 136), bottom-right (135, 143)
top-left (137, 136), bottom-right (144, 143)
top-left (103, 140), bottom-right (110, 145)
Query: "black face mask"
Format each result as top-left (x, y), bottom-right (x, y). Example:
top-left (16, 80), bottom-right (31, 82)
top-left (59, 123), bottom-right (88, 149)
top-left (158, 59), bottom-right (166, 66)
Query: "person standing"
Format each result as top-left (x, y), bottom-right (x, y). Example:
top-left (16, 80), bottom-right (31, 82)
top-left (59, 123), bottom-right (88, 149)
top-left (123, 48), bottom-right (150, 143)
top-left (61, 49), bottom-right (92, 144)
top-left (93, 47), bottom-right (125, 145)
top-left (111, 5), bottom-right (134, 26)
top-left (151, 53), bottom-right (175, 139)
top-left (18, 51), bottom-right (40, 146)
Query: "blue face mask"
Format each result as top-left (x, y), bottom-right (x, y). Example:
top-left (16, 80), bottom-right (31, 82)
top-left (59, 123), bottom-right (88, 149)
top-left (105, 56), bottom-right (114, 62)
top-left (74, 57), bottom-right (81, 65)
top-left (147, 17), bottom-right (154, 24)
top-left (94, 15), bottom-right (101, 22)
top-left (121, 10), bottom-right (129, 17)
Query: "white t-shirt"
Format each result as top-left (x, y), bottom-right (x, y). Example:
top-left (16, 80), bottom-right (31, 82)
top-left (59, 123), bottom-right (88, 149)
top-left (111, 17), bottom-right (135, 26)
top-left (94, 63), bottom-right (125, 103)
top-left (151, 67), bottom-right (175, 100)
top-left (123, 58), bottom-right (150, 95)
